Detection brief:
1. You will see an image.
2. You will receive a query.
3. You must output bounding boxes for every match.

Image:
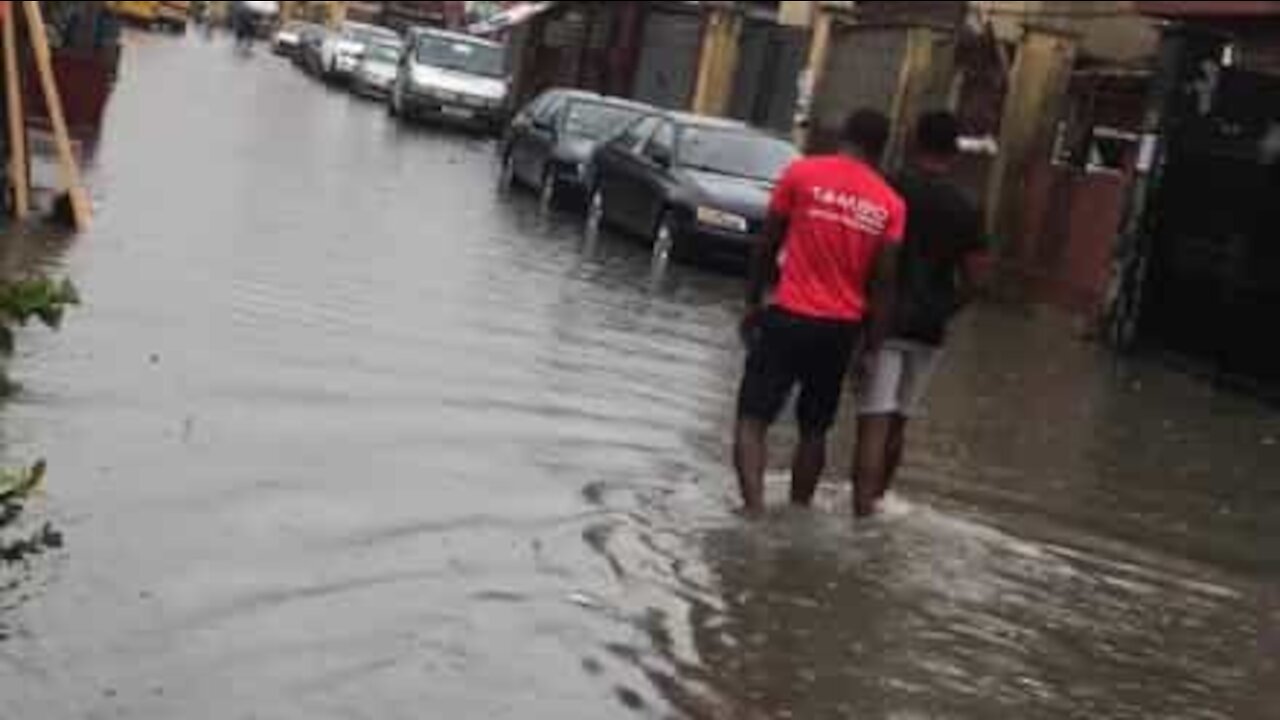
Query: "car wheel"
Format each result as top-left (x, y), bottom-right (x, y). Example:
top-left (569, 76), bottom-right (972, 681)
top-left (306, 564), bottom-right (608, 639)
top-left (651, 211), bottom-right (684, 275)
top-left (498, 153), bottom-right (516, 192)
top-left (585, 187), bottom-right (606, 243)
top-left (539, 168), bottom-right (559, 212)
top-left (390, 84), bottom-right (403, 118)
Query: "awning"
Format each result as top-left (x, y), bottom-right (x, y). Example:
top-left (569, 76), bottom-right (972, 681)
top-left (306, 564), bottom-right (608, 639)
top-left (468, 2), bottom-right (556, 37)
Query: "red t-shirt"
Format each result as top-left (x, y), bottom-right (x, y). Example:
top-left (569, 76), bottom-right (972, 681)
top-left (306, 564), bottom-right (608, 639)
top-left (769, 155), bottom-right (907, 322)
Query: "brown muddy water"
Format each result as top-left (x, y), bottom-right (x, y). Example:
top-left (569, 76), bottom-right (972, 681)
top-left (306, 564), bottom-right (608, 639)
top-left (1, 33), bottom-right (1279, 720)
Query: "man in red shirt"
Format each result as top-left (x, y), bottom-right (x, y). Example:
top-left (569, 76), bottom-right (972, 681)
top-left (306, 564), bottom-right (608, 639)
top-left (736, 110), bottom-right (906, 516)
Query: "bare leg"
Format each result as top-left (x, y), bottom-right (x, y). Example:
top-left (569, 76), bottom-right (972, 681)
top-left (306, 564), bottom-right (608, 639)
top-left (880, 416), bottom-right (908, 500)
top-left (734, 417), bottom-right (769, 516)
top-left (790, 432), bottom-right (828, 507)
top-left (853, 414), bottom-right (894, 518)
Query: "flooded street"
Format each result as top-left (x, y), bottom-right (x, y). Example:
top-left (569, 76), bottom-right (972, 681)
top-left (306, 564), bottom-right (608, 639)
top-left (2, 33), bottom-right (1279, 718)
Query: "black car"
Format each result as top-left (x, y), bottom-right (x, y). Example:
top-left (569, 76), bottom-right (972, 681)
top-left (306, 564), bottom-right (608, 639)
top-left (586, 113), bottom-right (798, 264)
top-left (501, 90), bottom-right (651, 209)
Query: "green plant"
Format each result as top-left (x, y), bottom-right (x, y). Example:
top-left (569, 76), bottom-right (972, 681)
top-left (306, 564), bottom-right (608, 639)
top-left (0, 460), bottom-right (60, 563)
top-left (0, 460), bottom-right (45, 506)
top-left (0, 278), bottom-right (80, 358)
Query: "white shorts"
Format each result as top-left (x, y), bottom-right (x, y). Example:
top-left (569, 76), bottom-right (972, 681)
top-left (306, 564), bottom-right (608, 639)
top-left (857, 340), bottom-right (940, 417)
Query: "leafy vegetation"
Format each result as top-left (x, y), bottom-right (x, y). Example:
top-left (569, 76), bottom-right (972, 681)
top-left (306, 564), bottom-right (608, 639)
top-left (0, 277), bottom-right (77, 563)
top-left (0, 277), bottom-right (79, 361)
top-left (0, 460), bottom-right (60, 563)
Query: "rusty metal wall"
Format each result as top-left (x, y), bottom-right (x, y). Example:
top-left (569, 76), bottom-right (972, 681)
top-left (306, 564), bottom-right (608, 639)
top-left (809, 23), bottom-right (909, 151)
top-left (631, 5), bottom-right (703, 110)
top-left (729, 19), bottom-right (809, 133)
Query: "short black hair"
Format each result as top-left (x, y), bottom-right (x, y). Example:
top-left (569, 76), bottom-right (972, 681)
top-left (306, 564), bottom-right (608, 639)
top-left (915, 111), bottom-right (961, 157)
top-left (842, 110), bottom-right (891, 161)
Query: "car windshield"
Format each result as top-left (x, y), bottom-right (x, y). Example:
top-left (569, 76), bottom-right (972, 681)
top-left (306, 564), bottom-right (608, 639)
top-left (365, 44), bottom-right (402, 64)
top-left (415, 36), bottom-right (505, 78)
top-left (677, 127), bottom-right (797, 181)
top-left (563, 102), bottom-right (644, 141)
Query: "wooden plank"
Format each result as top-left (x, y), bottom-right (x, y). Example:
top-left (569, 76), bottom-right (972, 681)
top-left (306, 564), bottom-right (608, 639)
top-left (3, 3), bottom-right (28, 219)
top-left (21, 0), bottom-right (90, 230)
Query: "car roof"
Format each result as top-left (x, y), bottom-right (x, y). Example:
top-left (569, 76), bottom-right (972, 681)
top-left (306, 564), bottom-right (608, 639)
top-left (410, 26), bottom-right (503, 49)
top-left (557, 92), bottom-right (650, 112)
top-left (667, 112), bottom-right (753, 131)
top-left (344, 22), bottom-right (399, 37)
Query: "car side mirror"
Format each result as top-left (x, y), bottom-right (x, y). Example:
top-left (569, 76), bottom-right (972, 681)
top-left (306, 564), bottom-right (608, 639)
top-left (650, 146), bottom-right (673, 169)
top-left (533, 116), bottom-right (555, 135)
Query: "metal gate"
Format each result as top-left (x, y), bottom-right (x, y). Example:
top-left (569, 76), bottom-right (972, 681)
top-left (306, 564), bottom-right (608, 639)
top-left (729, 20), bottom-right (809, 134)
top-left (1139, 65), bottom-right (1280, 389)
top-left (631, 7), bottom-right (702, 110)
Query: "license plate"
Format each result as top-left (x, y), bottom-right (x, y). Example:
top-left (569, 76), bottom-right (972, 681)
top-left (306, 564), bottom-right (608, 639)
top-left (441, 106), bottom-right (474, 120)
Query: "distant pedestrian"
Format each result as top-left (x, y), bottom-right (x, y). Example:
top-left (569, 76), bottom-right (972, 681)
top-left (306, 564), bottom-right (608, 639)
top-left (233, 6), bottom-right (255, 50)
top-left (735, 110), bottom-right (907, 516)
top-left (853, 111), bottom-right (987, 518)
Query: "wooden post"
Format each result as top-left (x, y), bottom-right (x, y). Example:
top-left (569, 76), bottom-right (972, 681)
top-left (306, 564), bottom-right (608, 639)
top-left (3, 4), bottom-right (29, 220)
top-left (21, 0), bottom-right (90, 230)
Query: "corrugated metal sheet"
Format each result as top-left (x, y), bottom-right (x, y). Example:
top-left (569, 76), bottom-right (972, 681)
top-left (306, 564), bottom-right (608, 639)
top-left (631, 7), bottom-right (702, 110)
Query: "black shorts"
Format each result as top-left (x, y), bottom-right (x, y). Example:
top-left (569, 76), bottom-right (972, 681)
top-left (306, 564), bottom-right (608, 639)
top-left (737, 308), bottom-right (862, 435)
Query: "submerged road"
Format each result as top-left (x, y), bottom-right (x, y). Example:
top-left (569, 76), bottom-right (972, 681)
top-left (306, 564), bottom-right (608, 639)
top-left (1, 32), bottom-right (1279, 719)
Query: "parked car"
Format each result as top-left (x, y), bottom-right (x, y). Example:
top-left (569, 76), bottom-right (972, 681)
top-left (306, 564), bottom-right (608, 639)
top-left (352, 40), bottom-right (405, 99)
top-left (390, 28), bottom-right (508, 133)
top-left (586, 113), bottom-right (798, 264)
top-left (296, 24), bottom-right (333, 75)
top-left (321, 22), bottom-right (401, 83)
top-left (272, 20), bottom-right (323, 57)
top-left (501, 89), bottom-right (651, 209)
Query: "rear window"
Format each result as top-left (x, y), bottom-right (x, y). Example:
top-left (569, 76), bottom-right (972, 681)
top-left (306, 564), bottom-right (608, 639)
top-left (564, 102), bottom-right (645, 141)
top-left (678, 127), bottom-right (797, 181)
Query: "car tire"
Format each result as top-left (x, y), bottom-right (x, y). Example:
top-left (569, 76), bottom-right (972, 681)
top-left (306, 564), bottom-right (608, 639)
top-left (539, 167), bottom-right (560, 212)
top-left (390, 84), bottom-right (403, 119)
top-left (585, 187), bottom-right (607, 244)
top-left (652, 211), bottom-right (688, 273)
top-left (499, 153), bottom-right (516, 192)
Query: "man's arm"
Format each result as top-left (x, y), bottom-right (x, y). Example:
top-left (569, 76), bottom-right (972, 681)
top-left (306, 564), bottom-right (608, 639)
top-left (864, 243), bottom-right (900, 352)
top-left (746, 213), bottom-right (787, 308)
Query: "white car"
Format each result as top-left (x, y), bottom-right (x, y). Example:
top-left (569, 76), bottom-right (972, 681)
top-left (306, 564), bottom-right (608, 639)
top-left (272, 21), bottom-right (322, 57)
top-left (390, 28), bottom-right (509, 133)
top-left (321, 22), bottom-right (401, 82)
top-left (353, 41), bottom-right (405, 99)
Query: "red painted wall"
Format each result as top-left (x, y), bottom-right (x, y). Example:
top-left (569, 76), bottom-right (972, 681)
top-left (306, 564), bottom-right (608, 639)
top-left (1013, 162), bottom-right (1132, 315)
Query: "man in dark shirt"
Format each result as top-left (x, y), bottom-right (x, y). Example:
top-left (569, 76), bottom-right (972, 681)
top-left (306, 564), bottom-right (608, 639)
top-left (852, 111), bottom-right (986, 518)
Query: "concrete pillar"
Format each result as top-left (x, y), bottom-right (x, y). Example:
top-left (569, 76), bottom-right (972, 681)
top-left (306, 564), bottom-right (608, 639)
top-left (779, 1), bottom-right (816, 27)
top-left (794, 6), bottom-right (837, 146)
top-left (691, 6), bottom-right (744, 117)
top-left (986, 28), bottom-right (1078, 246)
top-left (886, 26), bottom-right (942, 169)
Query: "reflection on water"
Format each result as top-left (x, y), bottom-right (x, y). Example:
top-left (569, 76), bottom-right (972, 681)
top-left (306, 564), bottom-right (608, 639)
top-left (0, 31), bottom-right (1277, 719)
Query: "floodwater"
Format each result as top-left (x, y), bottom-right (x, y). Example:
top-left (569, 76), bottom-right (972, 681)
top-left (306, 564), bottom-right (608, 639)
top-left (2, 33), bottom-right (1279, 719)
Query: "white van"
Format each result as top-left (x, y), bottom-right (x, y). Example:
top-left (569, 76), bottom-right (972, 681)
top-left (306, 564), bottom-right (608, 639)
top-left (390, 28), bottom-right (508, 133)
